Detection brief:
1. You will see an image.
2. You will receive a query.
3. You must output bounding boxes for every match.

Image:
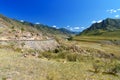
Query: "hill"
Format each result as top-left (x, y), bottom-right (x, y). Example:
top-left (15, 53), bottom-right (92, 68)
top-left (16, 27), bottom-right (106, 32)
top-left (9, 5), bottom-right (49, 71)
top-left (0, 14), bottom-right (74, 40)
top-left (79, 18), bottom-right (120, 37)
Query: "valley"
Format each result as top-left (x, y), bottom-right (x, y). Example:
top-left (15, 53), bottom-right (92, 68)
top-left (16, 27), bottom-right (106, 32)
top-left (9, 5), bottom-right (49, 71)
top-left (0, 15), bottom-right (120, 80)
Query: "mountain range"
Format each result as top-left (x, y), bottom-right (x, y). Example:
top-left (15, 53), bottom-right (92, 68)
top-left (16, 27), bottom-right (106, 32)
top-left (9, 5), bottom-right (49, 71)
top-left (1, 14), bottom-right (120, 40)
top-left (0, 14), bottom-right (74, 40)
top-left (79, 18), bottom-right (120, 37)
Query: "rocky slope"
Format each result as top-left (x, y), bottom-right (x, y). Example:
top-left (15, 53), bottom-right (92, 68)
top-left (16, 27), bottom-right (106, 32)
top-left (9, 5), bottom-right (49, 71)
top-left (0, 14), bottom-right (74, 51)
top-left (0, 14), bottom-right (74, 40)
top-left (0, 39), bottom-right (59, 52)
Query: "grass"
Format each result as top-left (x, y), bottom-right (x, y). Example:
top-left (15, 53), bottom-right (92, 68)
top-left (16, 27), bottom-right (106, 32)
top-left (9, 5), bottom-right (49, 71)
top-left (73, 36), bottom-right (120, 56)
top-left (74, 36), bottom-right (120, 42)
top-left (0, 47), bottom-right (120, 80)
top-left (0, 35), bottom-right (120, 80)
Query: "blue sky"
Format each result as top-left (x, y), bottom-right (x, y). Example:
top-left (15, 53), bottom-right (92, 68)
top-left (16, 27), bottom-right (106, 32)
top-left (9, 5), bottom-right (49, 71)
top-left (0, 0), bottom-right (120, 32)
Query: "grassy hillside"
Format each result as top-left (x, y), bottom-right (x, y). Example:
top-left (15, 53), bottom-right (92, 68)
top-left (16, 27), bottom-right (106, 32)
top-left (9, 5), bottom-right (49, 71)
top-left (99, 29), bottom-right (120, 37)
top-left (80, 18), bottom-right (120, 37)
top-left (79, 29), bottom-right (120, 38)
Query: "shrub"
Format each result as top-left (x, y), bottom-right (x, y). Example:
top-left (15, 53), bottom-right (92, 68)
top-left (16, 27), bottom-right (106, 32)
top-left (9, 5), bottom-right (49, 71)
top-left (21, 27), bottom-right (25, 32)
top-left (38, 54), bottom-right (42, 58)
top-left (11, 26), bottom-right (15, 29)
top-left (15, 35), bottom-right (18, 38)
top-left (41, 52), bottom-right (54, 59)
top-left (57, 51), bottom-right (68, 59)
top-left (92, 59), bottom-right (120, 75)
top-left (2, 77), bottom-right (6, 80)
top-left (66, 53), bottom-right (77, 62)
top-left (21, 42), bottom-right (25, 47)
top-left (113, 63), bottom-right (120, 74)
top-left (12, 29), bottom-right (16, 32)
top-left (9, 42), bottom-right (15, 49)
top-left (92, 60), bottom-right (102, 73)
top-left (68, 36), bottom-right (73, 41)
top-left (14, 48), bottom-right (22, 52)
top-left (53, 49), bottom-right (59, 53)
top-left (103, 60), bottom-right (120, 75)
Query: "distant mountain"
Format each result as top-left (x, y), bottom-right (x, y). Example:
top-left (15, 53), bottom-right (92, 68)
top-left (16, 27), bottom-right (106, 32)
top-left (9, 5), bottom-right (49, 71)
top-left (79, 18), bottom-right (120, 37)
top-left (58, 28), bottom-right (76, 35)
top-left (0, 14), bottom-right (74, 40)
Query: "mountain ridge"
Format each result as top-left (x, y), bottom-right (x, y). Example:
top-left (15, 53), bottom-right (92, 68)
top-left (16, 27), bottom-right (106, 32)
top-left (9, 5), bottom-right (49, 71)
top-left (79, 18), bottom-right (120, 36)
top-left (0, 14), bottom-right (74, 40)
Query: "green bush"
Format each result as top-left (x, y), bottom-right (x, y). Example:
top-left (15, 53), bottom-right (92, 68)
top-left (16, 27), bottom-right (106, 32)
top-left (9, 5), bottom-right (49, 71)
top-left (68, 36), bottom-right (73, 41)
top-left (38, 54), bottom-right (42, 58)
top-left (66, 53), bottom-right (78, 62)
top-left (21, 42), bottom-right (25, 47)
top-left (103, 60), bottom-right (120, 75)
top-left (41, 52), bottom-right (54, 59)
top-left (92, 59), bottom-right (120, 75)
top-left (2, 77), bottom-right (6, 80)
top-left (11, 26), bottom-right (15, 29)
top-left (53, 49), bottom-right (60, 53)
top-left (21, 27), bottom-right (25, 32)
top-left (14, 48), bottom-right (22, 52)
top-left (92, 60), bottom-right (102, 73)
top-left (57, 51), bottom-right (68, 59)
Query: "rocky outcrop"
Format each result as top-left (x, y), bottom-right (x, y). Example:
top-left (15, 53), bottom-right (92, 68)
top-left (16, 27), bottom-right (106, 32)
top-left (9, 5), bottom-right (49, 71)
top-left (0, 39), bottom-right (59, 52)
top-left (21, 39), bottom-right (59, 51)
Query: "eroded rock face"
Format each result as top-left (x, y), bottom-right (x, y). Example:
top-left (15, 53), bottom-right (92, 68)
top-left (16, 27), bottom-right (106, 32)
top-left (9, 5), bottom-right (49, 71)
top-left (0, 39), bottom-right (59, 52)
top-left (21, 39), bottom-right (59, 51)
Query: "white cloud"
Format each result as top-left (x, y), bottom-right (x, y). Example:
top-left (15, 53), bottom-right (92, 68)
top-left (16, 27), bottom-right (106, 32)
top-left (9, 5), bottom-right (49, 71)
top-left (74, 27), bottom-right (80, 30)
top-left (113, 10), bottom-right (117, 13)
top-left (52, 25), bottom-right (57, 28)
top-left (66, 25), bottom-right (70, 28)
top-left (20, 20), bottom-right (24, 22)
top-left (107, 9), bottom-right (117, 13)
top-left (97, 20), bottom-right (102, 23)
top-left (115, 15), bottom-right (120, 18)
top-left (107, 8), bottom-right (120, 13)
top-left (70, 27), bottom-right (73, 31)
top-left (117, 8), bottom-right (120, 11)
top-left (81, 27), bottom-right (85, 29)
top-left (91, 20), bottom-right (102, 24)
top-left (92, 20), bottom-right (96, 23)
top-left (64, 26), bottom-right (70, 29)
top-left (66, 26), bottom-right (86, 32)
top-left (65, 25), bottom-right (85, 31)
top-left (35, 22), bottom-right (40, 24)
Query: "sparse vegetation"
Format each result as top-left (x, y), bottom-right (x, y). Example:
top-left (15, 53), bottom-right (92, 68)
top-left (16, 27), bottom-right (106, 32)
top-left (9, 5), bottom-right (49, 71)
top-left (91, 58), bottom-right (120, 76)
top-left (66, 53), bottom-right (77, 61)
